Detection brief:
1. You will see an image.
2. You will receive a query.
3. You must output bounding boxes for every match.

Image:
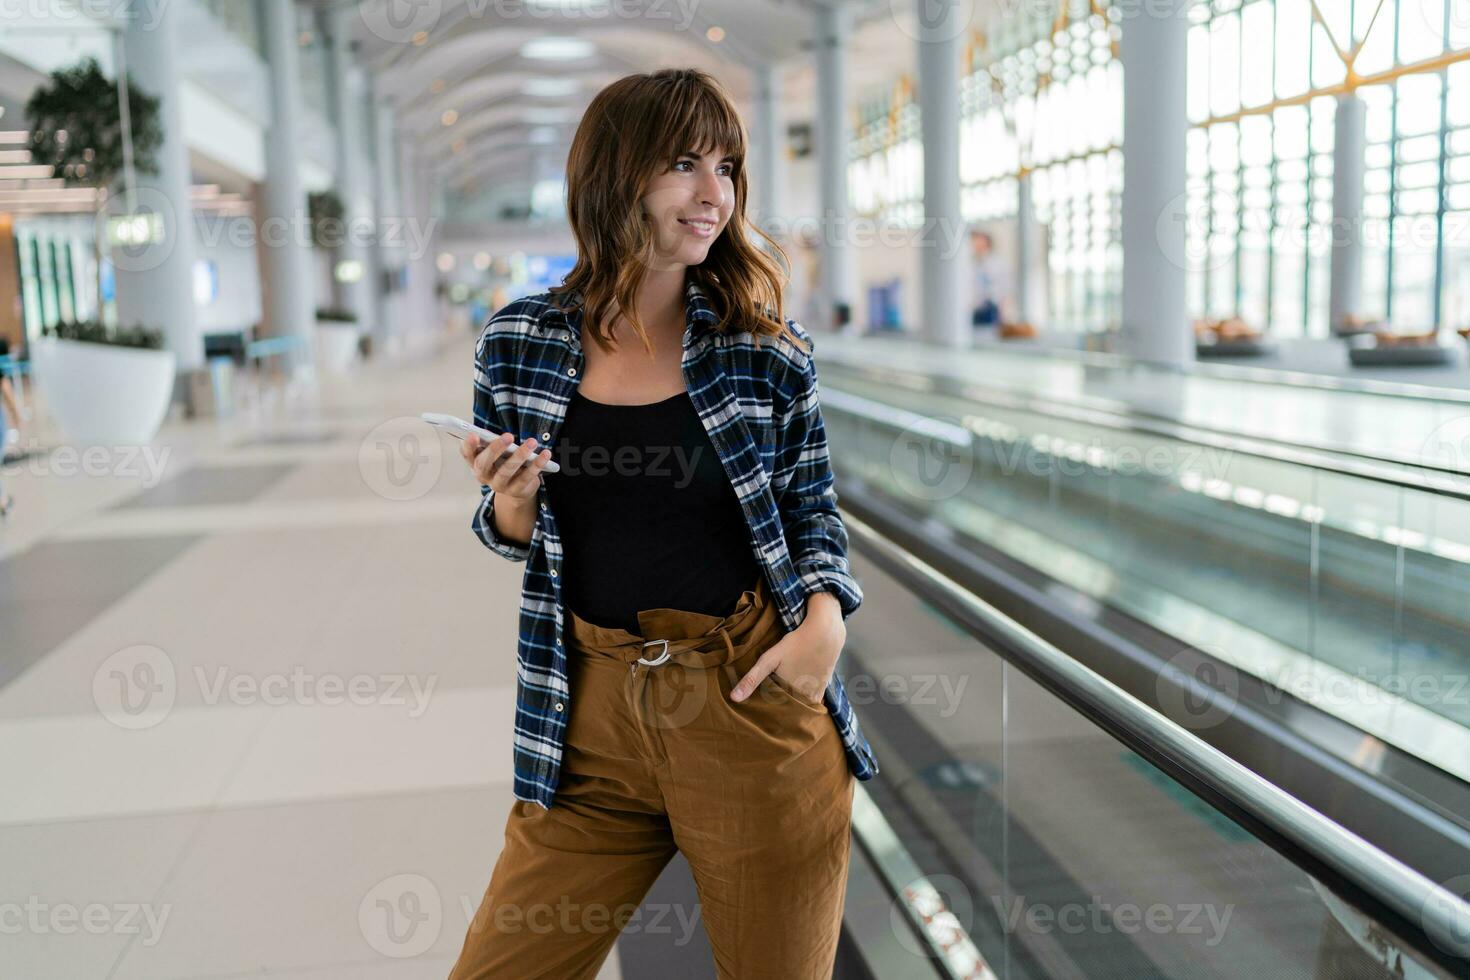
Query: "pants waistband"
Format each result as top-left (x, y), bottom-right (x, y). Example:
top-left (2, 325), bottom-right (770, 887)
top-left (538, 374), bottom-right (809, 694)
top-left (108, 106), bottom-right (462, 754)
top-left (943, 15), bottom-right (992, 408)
top-left (565, 576), bottom-right (781, 669)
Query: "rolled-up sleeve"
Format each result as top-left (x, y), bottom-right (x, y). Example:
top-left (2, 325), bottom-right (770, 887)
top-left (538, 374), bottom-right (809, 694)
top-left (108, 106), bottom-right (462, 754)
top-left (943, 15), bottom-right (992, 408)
top-left (771, 335), bottom-right (863, 621)
top-left (470, 320), bottom-right (532, 563)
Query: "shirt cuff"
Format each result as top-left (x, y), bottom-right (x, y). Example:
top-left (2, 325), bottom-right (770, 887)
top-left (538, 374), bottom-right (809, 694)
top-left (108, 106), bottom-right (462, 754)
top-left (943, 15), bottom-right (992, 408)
top-left (473, 489), bottom-right (532, 563)
top-left (795, 565), bottom-right (863, 621)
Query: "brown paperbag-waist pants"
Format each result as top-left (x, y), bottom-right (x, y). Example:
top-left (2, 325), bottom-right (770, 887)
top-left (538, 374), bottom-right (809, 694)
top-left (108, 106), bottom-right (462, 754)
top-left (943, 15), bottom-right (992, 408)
top-left (448, 575), bottom-right (856, 980)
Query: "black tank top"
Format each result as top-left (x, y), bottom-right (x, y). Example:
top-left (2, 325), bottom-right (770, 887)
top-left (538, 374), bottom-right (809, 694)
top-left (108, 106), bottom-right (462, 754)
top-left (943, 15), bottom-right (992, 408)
top-left (543, 389), bottom-right (762, 633)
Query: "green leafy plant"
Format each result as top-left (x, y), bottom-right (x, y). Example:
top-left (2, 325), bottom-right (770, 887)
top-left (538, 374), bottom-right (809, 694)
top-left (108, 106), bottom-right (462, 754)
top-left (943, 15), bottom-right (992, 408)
top-left (42, 319), bottom-right (164, 351)
top-left (26, 57), bottom-right (164, 314)
top-left (308, 190), bottom-right (346, 249)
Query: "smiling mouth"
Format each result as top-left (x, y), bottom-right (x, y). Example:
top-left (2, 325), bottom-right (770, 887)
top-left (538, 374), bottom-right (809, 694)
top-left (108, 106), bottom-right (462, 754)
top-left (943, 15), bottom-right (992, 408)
top-left (678, 218), bottom-right (717, 232)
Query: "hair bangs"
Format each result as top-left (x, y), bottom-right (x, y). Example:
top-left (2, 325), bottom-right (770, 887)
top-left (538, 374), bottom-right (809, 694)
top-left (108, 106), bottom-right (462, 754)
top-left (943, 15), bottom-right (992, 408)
top-left (657, 77), bottom-right (746, 173)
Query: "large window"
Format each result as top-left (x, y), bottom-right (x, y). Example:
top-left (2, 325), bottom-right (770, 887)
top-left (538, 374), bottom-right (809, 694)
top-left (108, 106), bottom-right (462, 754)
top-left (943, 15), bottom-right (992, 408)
top-left (850, 82), bottom-right (922, 227)
top-left (1188, 0), bottom-right (1470, 336)
top-left (853, 0), bottom-right (1469, 338)
top-left (849, 0), bottom-right (1123, 334)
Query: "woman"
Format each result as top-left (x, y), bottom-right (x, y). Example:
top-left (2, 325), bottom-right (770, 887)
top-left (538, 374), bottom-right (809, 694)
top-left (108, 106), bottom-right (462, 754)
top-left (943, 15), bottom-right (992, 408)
top-left (450, 68), bottom-right (878, 980)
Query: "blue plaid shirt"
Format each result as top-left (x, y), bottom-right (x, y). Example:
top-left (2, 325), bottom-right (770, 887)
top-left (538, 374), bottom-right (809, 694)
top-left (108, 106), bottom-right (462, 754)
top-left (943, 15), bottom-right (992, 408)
top-left (471, 278), bottom-right (880, 808)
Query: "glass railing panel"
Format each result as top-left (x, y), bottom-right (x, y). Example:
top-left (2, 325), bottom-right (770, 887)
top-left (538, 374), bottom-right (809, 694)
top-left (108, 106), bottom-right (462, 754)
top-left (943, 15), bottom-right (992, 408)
top-left (842, 550), bottom-right (1462, 979)
top-left (820, 366), bottom-right (1470, 781)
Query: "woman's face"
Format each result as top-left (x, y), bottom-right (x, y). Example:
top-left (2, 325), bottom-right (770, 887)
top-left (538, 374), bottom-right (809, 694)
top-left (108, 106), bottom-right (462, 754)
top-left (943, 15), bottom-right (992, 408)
top-left (639, 147), bottom-right (736, 270)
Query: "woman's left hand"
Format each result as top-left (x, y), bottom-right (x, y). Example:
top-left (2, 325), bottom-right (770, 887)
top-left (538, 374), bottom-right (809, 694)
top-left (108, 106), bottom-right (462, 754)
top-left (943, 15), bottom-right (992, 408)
top-left (731, 595), bottom-right (845, 705)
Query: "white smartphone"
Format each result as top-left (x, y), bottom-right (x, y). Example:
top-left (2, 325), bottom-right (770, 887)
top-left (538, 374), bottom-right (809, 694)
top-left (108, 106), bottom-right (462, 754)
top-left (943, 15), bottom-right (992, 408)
top-left (421, 412), bottom-right (561, 473)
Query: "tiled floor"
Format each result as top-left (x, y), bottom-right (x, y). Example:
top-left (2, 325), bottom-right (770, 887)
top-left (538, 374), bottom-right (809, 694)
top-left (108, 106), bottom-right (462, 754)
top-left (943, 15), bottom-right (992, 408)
top-left (0, 330), bottom-right (625, 979)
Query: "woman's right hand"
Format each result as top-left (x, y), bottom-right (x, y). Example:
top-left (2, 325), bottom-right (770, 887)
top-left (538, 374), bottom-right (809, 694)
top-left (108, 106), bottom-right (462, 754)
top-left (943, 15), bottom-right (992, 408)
top-left (460, 431), bottom-right (554, 504)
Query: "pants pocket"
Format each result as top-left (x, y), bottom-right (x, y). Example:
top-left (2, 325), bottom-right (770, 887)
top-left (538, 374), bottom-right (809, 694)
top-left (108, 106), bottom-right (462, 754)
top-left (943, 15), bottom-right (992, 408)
top-left (765, 667), bottom-right (830, 711)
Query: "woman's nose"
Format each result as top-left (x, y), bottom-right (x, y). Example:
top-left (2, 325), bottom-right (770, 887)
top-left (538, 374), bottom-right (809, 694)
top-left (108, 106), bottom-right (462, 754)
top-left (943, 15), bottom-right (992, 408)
top-left (699, 170), bottom-right (725, 207)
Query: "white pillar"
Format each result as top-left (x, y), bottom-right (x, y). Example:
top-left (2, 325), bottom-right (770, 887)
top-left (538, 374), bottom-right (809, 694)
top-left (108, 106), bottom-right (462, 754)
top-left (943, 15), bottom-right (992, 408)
top-left (1329, 93), bottom-right (1367, 333)
top-left (814, 1), bottom-right (856, 331)
top-left (752, 63), bottom-right (785, 240)
top-left (1119, 0), bottom-right (1192, 365)
top-left (325, 6), bottom-right (372, 336)
top-left (397, 141), bottom-right (438, 345)
top-left (918, 1), bottom-right (967, 347)
top-left (259, 0), bottom-right (317, 374)
top-left (114, 6), bottom-right (200, 401)
top-left (364, 82), bottom-right (390, 355)
top-left (1015, 171), bottom-right (1037, 323)
top-left (374, 100), bottom-right (404, 349)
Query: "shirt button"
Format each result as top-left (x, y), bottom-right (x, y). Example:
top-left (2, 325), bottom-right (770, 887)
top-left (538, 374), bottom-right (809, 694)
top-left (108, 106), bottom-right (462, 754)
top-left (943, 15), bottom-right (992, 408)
top-left (550, 568), bottom-right (558, 577)
top-left (554, 702), bottom-right (564, 712)
top-left (567, 367), bottom-right (577, 377)
top-left (539, 501), bottom-right (546, 510)
top-left (540, 431), bottom-right (551, 441)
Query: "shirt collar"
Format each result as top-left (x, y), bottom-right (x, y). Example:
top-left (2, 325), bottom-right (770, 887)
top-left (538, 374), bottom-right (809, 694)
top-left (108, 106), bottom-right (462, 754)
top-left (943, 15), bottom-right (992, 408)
top-left (539, 278), bottom-right (721, 351)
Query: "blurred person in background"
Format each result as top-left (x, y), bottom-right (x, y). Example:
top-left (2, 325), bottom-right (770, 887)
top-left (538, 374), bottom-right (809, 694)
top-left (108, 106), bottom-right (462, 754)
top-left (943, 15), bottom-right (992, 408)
top-left (0, 337), bottom-right (19, 518)
top-left (970, 227), bottom-right (1011, 331)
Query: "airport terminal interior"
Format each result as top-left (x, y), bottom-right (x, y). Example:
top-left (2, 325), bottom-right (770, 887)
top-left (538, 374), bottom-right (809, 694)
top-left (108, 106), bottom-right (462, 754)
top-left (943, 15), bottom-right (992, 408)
top-left (2, 0), bottom-right (1470, 977)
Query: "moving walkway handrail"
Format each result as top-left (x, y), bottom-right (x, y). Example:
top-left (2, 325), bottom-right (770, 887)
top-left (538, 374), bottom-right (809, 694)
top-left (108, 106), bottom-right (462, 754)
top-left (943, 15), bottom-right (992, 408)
top-left (842, 509), bottom-right (1470, 967)
top-left (821, 369), bottom-right (1470, 502)
top-left (955, 331), bottom-right (1470, 405)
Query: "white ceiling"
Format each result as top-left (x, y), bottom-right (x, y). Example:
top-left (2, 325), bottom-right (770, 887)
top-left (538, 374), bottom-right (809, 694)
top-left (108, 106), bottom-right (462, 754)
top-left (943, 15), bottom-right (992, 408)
top-left (339, 0), bottom-right (917, 196)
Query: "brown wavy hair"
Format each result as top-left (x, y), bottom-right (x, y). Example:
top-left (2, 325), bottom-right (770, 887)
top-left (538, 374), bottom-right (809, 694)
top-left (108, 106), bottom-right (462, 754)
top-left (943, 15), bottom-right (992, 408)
top-left (549, 68), bottom-right (801, 356)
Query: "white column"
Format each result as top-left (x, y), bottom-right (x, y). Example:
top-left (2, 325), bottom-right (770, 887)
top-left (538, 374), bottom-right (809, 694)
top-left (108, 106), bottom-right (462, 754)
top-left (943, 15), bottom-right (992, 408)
top-left (1329, 93), bottom-right (1367, 333)
top-left (397, 140), bottom-right (438, 346)
top-left (918, 1), bottom-right (967, 347)
top-left (752, 63), bottom-right (785, 240)
top-left (364, 82), bottom-right (390, 354)
top-left (1119, 0), bottom-right (1192, 365)
top-left (1015, 170), bottom-right (1039, 323)
top-left (374, 100), bottom-right (405, 349)
top-left (114, 6), bottom-right (200, 400)
top-left (814, 1), bottom-right (856, 331)
top-left (326, 6), bottom-right (372, 336)
top-left (259, 0), bottom-right (317, 374)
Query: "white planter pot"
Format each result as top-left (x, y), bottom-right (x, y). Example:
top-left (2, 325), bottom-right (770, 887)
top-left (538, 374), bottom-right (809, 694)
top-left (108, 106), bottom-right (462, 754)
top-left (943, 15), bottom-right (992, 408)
top-left (31, 337), bottom-right (176, 446)
top-left (315, 322), bottom-right (360, 376)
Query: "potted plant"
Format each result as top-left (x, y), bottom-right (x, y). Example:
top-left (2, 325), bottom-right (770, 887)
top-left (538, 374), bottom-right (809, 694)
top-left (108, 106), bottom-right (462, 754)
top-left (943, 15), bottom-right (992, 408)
top-left (26, 59), bottom-right (175, 445)
top-left (26, 57), bottom-right (163, 318)
top-left (314, 306), bottom-right (360, 375)
top-left (31, 320), bottom-right (175, 445)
